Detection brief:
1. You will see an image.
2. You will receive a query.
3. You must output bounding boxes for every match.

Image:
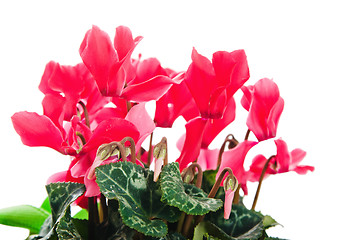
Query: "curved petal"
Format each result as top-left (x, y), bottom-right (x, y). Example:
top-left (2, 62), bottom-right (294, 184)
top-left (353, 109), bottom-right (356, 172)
top-left (114, 26), bottom-right (139, 61)
top-left (267, 97), bottom-right (284, 138)
top-left (83, 118), bottom-right (140, 152)
top-left (202, 97), bottom-right (236, 148)
top-left (217, 141), bottom-right (257, 194)
top-left (42, 94), bottom-right (65, 133)
top-left (132, 57), bottom-right (168, 85)
top-left (11, 111), bottom-right (66, 154)
top-left (84, 168), bottom-right (101, 197)
top-left (185, 48), bottom-right (215, 118)
top-left (240, 85), bottom-right (254, 111)
top-left (275, 139), bottom-right (291, 173)
top-left (46, 171), bottom-right (67, 184)
top-left (155, 79), bottom-right (198, 128)
top-left (197, 148), bottom-right (219, 171)
top-left (246, 78), bottom-right (283, 141)
top-left (227, 49), bottom-right (250, 99)
top-left (79, 25), bottom-right (123, 96)
top-left (212, 51), bottom-right (235, 88)
top-left (125, 102), bottom-right (155, 151)
top-left (121, 75), bottom-right (178, 102)
top-left (38, 61), bottom-right (59, 95)
top-left (290, 148), bottom-right (307, 168)
top-left (293, 165), bottom-right (315, 174)
top-left (176, 117), bottom-right (208, 171)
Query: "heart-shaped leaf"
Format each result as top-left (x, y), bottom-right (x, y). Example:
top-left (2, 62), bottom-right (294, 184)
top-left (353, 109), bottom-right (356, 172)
top-left (28, 182), bottom-right (85, 240)
top-left (205, 203), bottom-right (263, 237)
top-left (193, 220), bottom-right (264, 240)
top-left (160, 162), bottom-right (222, 215)
top-left (96, 161), bottom-right (181, 237)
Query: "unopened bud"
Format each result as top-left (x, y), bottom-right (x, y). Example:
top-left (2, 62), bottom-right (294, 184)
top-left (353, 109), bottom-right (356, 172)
top-left (153, 137), bottom-right (168, 182)
top-left (223, 174), bottom-right (238, 219)
top-left (223, 174), bottom-right (238, 192)
top-left (182, 168), bottom-right (195, 184)
top-left (97, 142), bottom-right (120, 160)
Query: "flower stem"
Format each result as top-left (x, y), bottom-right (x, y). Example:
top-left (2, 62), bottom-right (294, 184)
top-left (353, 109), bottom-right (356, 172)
top-left (194, 167), bottom-right (234, 227)
top-left (88, 196), bottom-right (99, 240)
top-left (120, 137), bottom-right (137, 163)
top-left (251, 155), bottom-right (275, 210)
top-left (181, 162), bottom-right (203, 188)
top-left (78, 101), bottom-right (90, 128)
top-left (233, 184), bottom-right (241, 204)
top-left (147, 132), bottom-right (154, 166)
top-left (182, 214), bottom-right (194, 238)
top-left (99, 194), bottom-right (108, 223)
top-left (244, 129), bottom-right (251, 141)
top-left (217, 134), bottom-right (238, 167)
top-left (176, 212), bottom-right (186, 233)
top-left (208, 167), bottom-right (233, 198)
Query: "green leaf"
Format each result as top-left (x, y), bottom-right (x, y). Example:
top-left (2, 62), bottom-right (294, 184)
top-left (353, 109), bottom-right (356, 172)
top-left (205, 204), bottom-right (263, 237)
top-left (193, 221), bottom-right (232, 240)
top-left (193, 221), bottom-right (264, 240)
top-left (56, 208), bottom-right (82, 240)
top-left (146, 232), bottom-right (187, 240)
top-left (40, 197), bottom-right (51, 214)
top-left (262, 215), bottom-right (281, 230)
top-left (73, 209), bottom-right (88, 220)
top-left (160, 162), bottom-right (223, 215)
top-left (104, 199), bottom-right (136, 240)
top-left (46, 182), bottom-right (86, 225)
top-left (29, 182), bottom-right (86, 240)
top-left (96, 161), bottom-right (181, 237)
top-left (0, 205), bottom-right (50, 234)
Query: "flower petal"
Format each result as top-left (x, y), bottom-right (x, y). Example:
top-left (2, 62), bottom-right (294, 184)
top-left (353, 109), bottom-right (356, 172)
top-left (79, 25), bottom-right (124, 96)
top-left (125, 102), bottom-right (155, 151)
top-left (155, 79), bottom-right (198, 128)
top-left (83, 118), bottom-right (140, 152)
top-left (217, 141), bottom-right (257, 194)
top-left (121, 75), bottom-right (178, 102)
top-left (11, 111), bottom-right (66, 154)
top-left (202, 97), bottom-right (236, 148)
top-left (275, 139), bottom-right (291, 173)
top-left (185, 48), bottom-right (215, 118)
top-left (176, 117), bottom-right (208, 171)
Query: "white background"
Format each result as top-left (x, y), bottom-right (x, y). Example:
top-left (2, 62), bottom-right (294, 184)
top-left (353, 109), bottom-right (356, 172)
top-left (1, 0), bottom-right (361, 239)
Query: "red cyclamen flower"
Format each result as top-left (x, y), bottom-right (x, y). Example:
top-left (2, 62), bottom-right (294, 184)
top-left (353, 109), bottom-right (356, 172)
top-left (185, 48), bottom-right (249, 119)
top-left (247, 138), bottom-right (314, 182)
top-left (241, 78), bottom-right (284, 141)
top-left (216, 140), bottom-right (257, 195)
top-left (79, 25), bottom-right (142, 96)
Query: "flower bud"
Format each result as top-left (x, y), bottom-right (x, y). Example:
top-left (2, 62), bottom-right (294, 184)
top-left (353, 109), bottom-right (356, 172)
top-left (223, 174), bottom-right (238, 219)
top-left (153, 137), bottom-right (168, 182)
top-left (97, 142), bottom-right (120, 160)
top-left (87, 142), bottom-right (122, 180)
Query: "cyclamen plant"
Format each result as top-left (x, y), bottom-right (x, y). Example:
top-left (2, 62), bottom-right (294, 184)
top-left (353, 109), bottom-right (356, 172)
top-left (0, 25), bottom-right (314, 240)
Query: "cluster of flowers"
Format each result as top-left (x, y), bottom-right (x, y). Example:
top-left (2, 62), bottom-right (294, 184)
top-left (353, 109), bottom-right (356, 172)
top-left (11, 25), bottom-right (314, 219)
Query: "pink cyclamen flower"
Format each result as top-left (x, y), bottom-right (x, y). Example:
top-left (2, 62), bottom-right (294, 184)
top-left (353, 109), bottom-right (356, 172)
top-left (11, 112), bottom-right (90, 155)
top-left (185, 48), bottom-right (249, 119)
top-left (247, 138), bottom-right (314, 182)
top-left (39, 61), bottom-right (101, 122)
top-left (241, 78), bottom-right (284, 141)
top-left (154, 78), bottom-right (199, 128)
top-left (79, 25), bottom-right (142, 96)
top-left (120, 57), bottom-right (184, 103)
top-left (175, 98), bottom-right (236, 172)
top-left (217, 140), bottom-right (258, 195)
